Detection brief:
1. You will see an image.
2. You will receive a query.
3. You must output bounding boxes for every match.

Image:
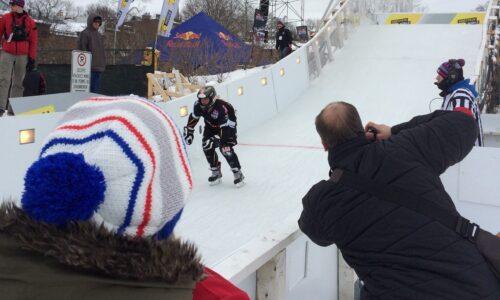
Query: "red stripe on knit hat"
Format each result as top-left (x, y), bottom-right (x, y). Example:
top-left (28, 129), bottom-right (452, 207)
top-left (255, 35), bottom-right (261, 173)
top-left (437, 69), bottom-right (448, 78)
top-left (86, 98), bottom-right (193, 190)
top-left (58, 115), bottom-right (157, 237)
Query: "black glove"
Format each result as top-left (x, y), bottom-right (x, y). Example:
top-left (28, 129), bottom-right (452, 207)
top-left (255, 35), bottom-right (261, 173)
top-left (203, 136), bottom-right (219, 151)
top-left (26, 58), bottom-right (35, 72)
top-left (220, 137), bottom-right (236, 148)
top-left (183, 127), bottom-right (194, 145)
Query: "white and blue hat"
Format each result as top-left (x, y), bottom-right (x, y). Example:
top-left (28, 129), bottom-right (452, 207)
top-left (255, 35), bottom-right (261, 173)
top-left (21, 96), bottom-right (193, 239)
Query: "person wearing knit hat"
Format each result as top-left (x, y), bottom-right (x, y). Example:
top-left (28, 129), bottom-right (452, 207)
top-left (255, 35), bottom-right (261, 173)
top-left (9, 0), bottom-right (24, 8)
top-left (435, 58), bottom-right (484, 146)
top-left (0, 96), bottom-right (249, 300)
top-left (275, 20), bottom-right (293, 60)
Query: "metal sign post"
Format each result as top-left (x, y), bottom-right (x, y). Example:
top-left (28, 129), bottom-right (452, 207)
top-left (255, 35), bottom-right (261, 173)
top-left (71, 50), bottom-right (92, 92)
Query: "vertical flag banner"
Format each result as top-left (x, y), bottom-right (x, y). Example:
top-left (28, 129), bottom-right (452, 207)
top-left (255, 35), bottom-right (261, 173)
top-left (116, 0), bottom-right (135, 30)
top-left (158, 0), bottom-right (179, 37)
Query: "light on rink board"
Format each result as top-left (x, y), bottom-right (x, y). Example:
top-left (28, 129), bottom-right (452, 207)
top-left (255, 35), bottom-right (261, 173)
top-left (179, 106), bottom-right (189, 117)
top-left (296, 57), bottom-right (301, 64)
top-left (237, 87), bottom-right (244, 96)
top-left (279, 68), bottom-right (285, 77)
top-left (260, 77), bottom-right (268, 86)
top-left (19, 129), bottom-right (35, 145)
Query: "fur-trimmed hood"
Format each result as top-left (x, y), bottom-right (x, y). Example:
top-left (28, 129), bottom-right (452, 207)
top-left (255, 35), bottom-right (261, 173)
top-left (0, 203), bottom-right (204, 284)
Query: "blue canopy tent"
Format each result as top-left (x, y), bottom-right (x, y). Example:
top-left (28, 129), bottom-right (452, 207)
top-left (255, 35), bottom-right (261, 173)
top-left (156, 12), bottom-right (251, 75)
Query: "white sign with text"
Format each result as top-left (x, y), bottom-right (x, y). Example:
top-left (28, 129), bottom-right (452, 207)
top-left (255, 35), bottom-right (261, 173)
top-left (71, 50), bottom-right (92, 92)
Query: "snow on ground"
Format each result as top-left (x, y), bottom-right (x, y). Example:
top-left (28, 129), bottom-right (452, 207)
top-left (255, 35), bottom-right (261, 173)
top-left (192, 66), bottom-right (269, 86)
top-left (50, 22), bottom-right (87, 37)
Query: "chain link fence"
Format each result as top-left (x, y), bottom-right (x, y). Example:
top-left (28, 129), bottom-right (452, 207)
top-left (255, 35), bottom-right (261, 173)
top-left (37, 48), bottom-right (154, 96)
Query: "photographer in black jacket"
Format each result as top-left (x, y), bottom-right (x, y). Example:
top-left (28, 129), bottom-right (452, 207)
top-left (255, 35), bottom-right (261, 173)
top-left (299, 102), bottom-right (500, 299)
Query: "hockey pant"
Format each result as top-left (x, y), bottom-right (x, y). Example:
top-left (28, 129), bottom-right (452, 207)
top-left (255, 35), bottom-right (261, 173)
top-left (203, 132), bottom-right (241, 171)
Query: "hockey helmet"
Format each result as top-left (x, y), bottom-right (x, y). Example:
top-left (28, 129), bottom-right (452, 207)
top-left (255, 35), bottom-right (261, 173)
top-left (197, 86), bottom-right (217, 109)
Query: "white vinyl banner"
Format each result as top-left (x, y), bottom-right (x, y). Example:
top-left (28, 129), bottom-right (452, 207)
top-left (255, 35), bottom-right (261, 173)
top-left (71, 50), bottom-right (92, 92)
top-left (116, 0), bottom-right (135, 30)
top-left (157, 0), bottom-right (179, 37)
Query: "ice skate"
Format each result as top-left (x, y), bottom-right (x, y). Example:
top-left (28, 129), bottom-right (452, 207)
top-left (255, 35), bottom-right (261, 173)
top-left (208, 165), bottom-right (222, 186)
top-left (233, 169), bottom-right (245, 188)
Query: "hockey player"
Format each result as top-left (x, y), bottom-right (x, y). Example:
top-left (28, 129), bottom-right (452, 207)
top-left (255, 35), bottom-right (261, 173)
top-left (183, 86), bottom-right (245, 186)
top-left (435, 58), bottom-right (484, 146)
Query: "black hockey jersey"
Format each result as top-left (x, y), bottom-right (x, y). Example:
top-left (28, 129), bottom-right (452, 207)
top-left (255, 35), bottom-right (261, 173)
top-left (187, 99), bottom-right (237, 144)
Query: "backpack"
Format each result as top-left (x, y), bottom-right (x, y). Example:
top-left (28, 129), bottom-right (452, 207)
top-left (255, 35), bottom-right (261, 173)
top-left (4, 14), bottom-right (28, 42)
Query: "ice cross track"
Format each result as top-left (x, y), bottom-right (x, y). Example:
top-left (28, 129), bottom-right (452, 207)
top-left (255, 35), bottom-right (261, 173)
top-left (174, 23), bottom-right (483, 280)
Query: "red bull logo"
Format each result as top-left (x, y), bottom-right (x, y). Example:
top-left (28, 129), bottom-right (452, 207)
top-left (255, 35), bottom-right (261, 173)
top-left (174, 31), bottom-right (202, 41)
top-left (218, 31), bottom-right (241, 48)
top-left (218, 32), bottom-right (231, 41)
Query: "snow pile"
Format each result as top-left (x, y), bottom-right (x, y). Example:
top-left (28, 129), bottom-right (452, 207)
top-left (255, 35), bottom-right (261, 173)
top-left (50, 21), bottom-right (86, 37)
top-left (192, 66), bottom-right (269, 86)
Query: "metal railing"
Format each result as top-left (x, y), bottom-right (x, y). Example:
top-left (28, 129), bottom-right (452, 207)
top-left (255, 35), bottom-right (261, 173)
top-left (473, 0), bottom-right (500, 113)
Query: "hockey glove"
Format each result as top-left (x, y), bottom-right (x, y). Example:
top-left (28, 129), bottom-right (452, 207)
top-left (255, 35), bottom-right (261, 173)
top-left (203, 136), bottom-right (219, 151)
top-left (183, 127), bottom-right (194, 145)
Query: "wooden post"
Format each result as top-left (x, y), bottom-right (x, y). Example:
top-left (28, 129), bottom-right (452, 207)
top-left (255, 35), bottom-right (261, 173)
top-left (256, 250), bottom-right (286, 300)
top-left (147, 73), bottom-right (154, 99)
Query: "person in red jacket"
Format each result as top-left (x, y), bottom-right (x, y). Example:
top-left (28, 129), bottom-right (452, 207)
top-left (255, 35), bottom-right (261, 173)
top-left (0, 0), bottom-right (37, 116)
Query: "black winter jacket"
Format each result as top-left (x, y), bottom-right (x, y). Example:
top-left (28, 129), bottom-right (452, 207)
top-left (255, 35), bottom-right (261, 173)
top-left (275, 27), bottom-right (293, 51)
top-left (78, 14), bottom-right (106, 72)
top-left (299, 111), bottom-right (500, 299)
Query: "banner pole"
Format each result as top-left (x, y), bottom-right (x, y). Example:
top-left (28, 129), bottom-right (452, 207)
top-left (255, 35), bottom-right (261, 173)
top-left (113, 29), bottom-right (118, 65)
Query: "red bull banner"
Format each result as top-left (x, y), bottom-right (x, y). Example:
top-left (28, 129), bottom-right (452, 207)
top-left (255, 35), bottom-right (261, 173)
top-left (253, 9), bottom-right (267, 31)
top-left (158, 0), bottom-right (179, 38)
top-left (296, 25), bottom-right (309, 42)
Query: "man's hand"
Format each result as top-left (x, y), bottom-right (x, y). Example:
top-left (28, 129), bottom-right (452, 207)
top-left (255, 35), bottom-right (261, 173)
top-left (365, 122), bottom-right (392, 141)
top-left (183, 127), bottom-right (194, 145)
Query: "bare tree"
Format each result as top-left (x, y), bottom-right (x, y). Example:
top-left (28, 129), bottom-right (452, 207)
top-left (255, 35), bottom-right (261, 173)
top-left (86, 3), bottom-right (117, 22)
top-left (27, 0), bottom-right (75, 23)
top-left (182, 0), bottom-right (252, 39)
top-left (65, 5), bottom-right (85, 20)
top-left (475, 2), bottom-right (489, 12)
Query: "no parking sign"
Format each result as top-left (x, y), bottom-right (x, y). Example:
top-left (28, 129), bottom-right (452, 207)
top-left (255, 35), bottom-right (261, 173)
top-left (71, 50), bottom-right (92, 92)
